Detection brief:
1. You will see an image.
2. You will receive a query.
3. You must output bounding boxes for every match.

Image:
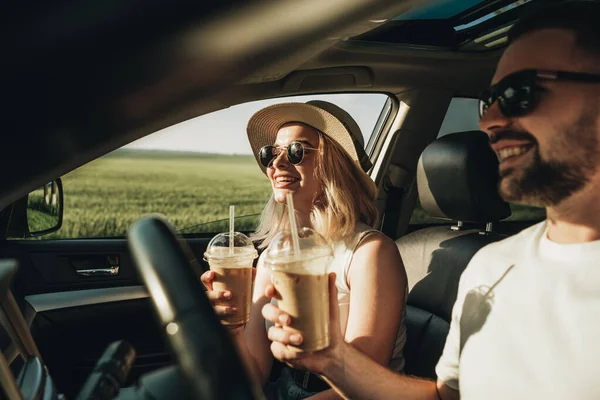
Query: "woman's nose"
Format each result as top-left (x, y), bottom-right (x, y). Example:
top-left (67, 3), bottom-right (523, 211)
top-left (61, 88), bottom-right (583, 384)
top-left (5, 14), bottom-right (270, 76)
top-left (271, 150), bottom-right (289, 169)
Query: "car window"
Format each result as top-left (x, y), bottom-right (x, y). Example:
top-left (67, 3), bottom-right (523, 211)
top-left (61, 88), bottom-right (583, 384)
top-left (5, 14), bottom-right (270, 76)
top-left (41, 93), bottom-right (389, 239)
top-left (410, 97), bottom-right (546, 225)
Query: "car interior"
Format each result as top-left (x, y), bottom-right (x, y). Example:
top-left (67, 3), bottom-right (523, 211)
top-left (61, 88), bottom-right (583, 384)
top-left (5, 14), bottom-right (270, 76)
top-left (0, 0), bottom-right (555, 398)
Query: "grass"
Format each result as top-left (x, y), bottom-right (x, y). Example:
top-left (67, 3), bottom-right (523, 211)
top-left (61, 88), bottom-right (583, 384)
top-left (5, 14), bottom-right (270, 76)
top-left (32, 150), bottom-right (545, 239)
top-left (27, 192), bottom-right (60, 233)
top-left (45, 150), bottom-right (272, 239)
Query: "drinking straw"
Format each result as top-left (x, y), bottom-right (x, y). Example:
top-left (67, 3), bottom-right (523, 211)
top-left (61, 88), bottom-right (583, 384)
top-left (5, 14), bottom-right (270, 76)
top-left (286, 193), bottom-right (301, 256)
top-left (229, 205), bottom-right (235, 256)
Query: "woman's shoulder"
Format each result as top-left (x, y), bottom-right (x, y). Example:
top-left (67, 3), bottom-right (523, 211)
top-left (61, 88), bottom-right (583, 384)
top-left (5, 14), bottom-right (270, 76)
top-left (350, 223), bottom-right (399, 257)
top-left (354, 221), bottom-right (377, 234)
top-left (358, 231), bottom-right (398, 255)
top-left (354, 222), bottom-right (391, 242)
top-left (346, 225), bottom-right (406, 283)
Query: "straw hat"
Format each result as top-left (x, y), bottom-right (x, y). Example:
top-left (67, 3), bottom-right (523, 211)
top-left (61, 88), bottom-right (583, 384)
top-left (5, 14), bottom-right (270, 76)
top-left (246, 100), bottom-right (373, 174)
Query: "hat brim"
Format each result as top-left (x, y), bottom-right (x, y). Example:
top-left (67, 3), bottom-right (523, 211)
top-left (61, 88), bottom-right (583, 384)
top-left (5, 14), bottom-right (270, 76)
top-left (247, 103), bottom-right (363, 174)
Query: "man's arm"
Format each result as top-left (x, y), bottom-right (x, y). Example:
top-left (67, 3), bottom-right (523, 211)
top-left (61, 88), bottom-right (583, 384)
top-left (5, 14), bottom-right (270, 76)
top-left (265, 273), bottom-right (459, 400)
top-left (320, 340), bottom-right (458, 400)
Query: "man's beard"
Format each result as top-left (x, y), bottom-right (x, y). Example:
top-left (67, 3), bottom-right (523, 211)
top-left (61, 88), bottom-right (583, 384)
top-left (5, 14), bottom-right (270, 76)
top-left (500, 151), bottom-right (593, 206)
top-left (498, 114), bottom-right (600, 207)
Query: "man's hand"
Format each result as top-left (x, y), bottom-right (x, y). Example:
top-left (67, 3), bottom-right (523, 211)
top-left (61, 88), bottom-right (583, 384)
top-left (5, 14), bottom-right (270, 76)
top-left (262, 272), bottom-right (345, 374)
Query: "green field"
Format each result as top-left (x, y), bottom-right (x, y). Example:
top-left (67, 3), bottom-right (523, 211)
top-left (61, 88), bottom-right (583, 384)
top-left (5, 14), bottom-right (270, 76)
top-left (37, 150), bottom-right (544, 239)
top-left (47, 150), bottom-right (272, 239)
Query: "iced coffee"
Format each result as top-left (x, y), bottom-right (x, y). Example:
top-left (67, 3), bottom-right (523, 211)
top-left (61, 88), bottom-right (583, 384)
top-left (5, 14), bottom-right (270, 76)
top-left (204, 232), bottom-right (258, 326)
top-left (264, 228), bottom-right (333, 352)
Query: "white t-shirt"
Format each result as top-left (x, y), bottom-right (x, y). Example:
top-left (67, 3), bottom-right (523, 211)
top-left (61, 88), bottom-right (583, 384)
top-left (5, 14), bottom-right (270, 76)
top-left (435, 221), bottom-right (600, 399)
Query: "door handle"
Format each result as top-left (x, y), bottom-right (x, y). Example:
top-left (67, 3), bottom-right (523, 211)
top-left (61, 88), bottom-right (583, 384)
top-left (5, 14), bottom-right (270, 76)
top-left (76, 265), bottom-right (120, 277)
top-left (70, 255), bottom-right (120, 277)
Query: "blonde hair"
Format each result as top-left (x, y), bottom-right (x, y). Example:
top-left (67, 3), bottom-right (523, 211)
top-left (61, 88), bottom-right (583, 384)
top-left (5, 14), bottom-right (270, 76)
top-left (252, 130), bottom-right (378, 248)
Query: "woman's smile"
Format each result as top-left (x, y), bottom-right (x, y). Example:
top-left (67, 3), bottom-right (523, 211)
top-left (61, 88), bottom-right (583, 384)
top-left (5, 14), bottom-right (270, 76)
top-left (273, 173), bottom-right (301, 189)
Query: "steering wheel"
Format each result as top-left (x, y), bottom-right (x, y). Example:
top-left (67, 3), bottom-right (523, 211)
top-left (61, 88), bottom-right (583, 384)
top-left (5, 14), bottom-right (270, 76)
top-left (127, 215), bottom-right (260, 399)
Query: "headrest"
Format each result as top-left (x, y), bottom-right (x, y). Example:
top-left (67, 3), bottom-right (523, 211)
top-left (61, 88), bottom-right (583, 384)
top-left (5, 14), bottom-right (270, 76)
top-left (417, 131), bottom-right (511, 223)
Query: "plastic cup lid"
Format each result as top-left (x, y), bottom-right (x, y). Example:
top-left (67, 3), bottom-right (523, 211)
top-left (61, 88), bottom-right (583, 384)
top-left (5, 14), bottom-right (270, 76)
top-left (204, 232), bottom-right (258, 261)
top-left (264, 227), bottom-right (333, 265)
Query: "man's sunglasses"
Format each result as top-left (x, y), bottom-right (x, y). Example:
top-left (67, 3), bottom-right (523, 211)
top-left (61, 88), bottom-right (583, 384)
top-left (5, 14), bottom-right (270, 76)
top-left (479, 69), bottom-right (600, 118)
top-left (258, 141), bottom-right (318, 168)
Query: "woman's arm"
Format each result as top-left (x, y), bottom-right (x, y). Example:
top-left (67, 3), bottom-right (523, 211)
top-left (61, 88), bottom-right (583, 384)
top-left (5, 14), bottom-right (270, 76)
top-left (201, 252), bottom-right (274, 385)
top-left (344, 232), bottom-right (406, 366)
top-left (229, 252), bottom-right (275, 386)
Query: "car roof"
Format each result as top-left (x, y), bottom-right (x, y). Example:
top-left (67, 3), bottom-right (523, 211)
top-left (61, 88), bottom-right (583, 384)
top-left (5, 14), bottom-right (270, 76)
top-left (0, 0), bottom-right (539, 210)
top-left (355, 0), bottom-right (540, 51)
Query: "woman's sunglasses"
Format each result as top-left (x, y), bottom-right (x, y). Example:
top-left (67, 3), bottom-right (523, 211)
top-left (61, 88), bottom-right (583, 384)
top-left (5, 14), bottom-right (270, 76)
top-left (479, 69), bottom-right (600, 119)
top-left (258, 141), bottom-right (318, 168)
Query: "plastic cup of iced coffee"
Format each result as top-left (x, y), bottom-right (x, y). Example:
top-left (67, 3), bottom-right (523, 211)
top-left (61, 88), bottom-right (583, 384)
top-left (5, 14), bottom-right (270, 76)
top-left (204, 232), bottom-right (258, 326)
top-left (264, 227), bottom-right (333, 352)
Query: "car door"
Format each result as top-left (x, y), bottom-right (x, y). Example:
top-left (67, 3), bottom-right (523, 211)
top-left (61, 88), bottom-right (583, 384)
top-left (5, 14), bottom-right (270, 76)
top-left (1, 223), bottom-right (226, 398)
top-left (0, 92), bottom-right (392, 398)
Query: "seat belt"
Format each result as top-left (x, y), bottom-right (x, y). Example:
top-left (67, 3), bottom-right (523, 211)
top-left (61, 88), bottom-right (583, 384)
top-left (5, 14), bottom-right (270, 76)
top-left (381, 186), bottom-right (405, 239)
top-left (381, 164), bottom-right (410, 239)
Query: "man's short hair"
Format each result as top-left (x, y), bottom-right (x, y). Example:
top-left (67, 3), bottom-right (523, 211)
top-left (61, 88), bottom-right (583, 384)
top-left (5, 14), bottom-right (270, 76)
top-left (508, 1), bottom-right (600, 57)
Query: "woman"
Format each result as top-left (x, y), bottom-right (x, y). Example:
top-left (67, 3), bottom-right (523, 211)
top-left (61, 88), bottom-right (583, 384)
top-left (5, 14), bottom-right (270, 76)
top-left (201, 100), bottom-right (408, 399)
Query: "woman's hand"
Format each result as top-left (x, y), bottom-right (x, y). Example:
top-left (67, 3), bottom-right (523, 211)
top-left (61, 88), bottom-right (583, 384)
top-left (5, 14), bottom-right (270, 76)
top-left (262, 272), bottom-right (345, 374)
top-left (201, 270), bottom-right (238, 316)
top-left (200, 269), bottom-right (256, 333)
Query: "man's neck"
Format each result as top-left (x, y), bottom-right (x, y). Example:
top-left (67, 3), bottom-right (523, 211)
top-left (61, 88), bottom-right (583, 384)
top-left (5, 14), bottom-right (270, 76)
top-left (545, 183), bottom-right (600, 243)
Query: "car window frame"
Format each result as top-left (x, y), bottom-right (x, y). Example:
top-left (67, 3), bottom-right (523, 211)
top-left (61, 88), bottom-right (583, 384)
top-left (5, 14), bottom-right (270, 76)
top-left (32, 91), bottom-right (394, 240)
top-left (408, 96), bottom-right (546, 227)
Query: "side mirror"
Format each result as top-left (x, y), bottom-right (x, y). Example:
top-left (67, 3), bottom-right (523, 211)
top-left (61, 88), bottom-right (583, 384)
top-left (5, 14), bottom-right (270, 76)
top-left (26, 179), bottom-right (64, 236)
top-left (2, 179), bottom-right (64, 239)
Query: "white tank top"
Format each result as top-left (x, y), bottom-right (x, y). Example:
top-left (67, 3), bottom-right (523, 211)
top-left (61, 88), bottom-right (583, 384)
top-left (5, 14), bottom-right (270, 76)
top-left (266, 223), bottom-right (406, 373)
top-left (329, 222), bottom-right (406, 373)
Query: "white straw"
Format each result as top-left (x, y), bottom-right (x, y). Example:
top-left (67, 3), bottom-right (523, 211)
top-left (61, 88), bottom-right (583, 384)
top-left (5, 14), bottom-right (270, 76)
top-left (286, 193), bottom-right (301, 256)
top-left (229, 205), bottom-right (235, 256)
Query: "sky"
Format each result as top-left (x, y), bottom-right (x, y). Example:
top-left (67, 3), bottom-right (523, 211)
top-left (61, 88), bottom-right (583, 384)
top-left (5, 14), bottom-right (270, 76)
top-left (125, 93), bottom-right (389, 155)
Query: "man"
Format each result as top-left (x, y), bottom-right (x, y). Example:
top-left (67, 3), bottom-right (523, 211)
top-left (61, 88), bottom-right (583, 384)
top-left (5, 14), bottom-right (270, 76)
top-left (261, 1), bottom-right (600, 399)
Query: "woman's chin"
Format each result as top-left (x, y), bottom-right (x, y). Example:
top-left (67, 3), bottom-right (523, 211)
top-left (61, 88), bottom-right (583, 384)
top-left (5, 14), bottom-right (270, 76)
top-left (273, 189), bottom-right (295, 204)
